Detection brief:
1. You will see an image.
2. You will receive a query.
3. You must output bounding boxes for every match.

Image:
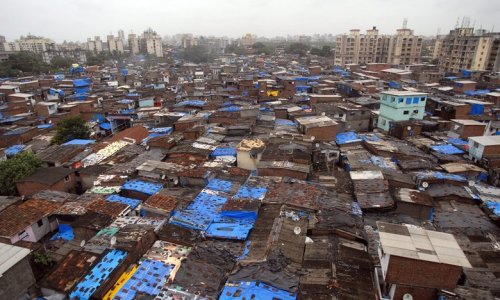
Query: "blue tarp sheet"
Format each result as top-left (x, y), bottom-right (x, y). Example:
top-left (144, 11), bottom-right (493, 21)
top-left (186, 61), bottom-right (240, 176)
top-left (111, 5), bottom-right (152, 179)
top-left (121, 180), bottom-right (163, 195)
top-left (73, 78), bottom-right (91, 87)
top-left (71, 250), bottom-right (128, 300)
top-left (121, 69), bottom-right (129, 76)
top-left (220, 281), bottom-right (296, 300)
top-left (99, 122), bottom-right (111, 130)
top-left (336, 131), bottom-right (362, 145)
top-left (233, 185), bottom-right (267, 201)
top-left (219, 106), bottom-right (241, 112)
top-left (211, 147), bottom-right (237, 157)
top-left (74, 86), bottom-right (90, 94)
top-left (414, 171), bottom-right (467, 182)
top-left (430, 144), bottom-right (464, 155)
top-left (484, 201), bottom-right (500, 216)
top-left (275, 119), bottom-right (296, 126)
top-left (170, 189), bottom-right (228, 231)
top-left (175, 100), bottom-right (205, 107)
top-left (50, 224), bottom-right (74, 241)
top-left (470, 103), bottom-right (485, 115)
top-left (206, 178), bottom-right (234, 193)
top-left (388, 81), bottom-right (401, 88)
top-left (62, 139), bottom-right (95, 146)
top-left (37, 124), bottom-right (54, 129)
top-left (106, 194), bottom-right (141, 210)
top-left (114, 259), bottom-right (173, 299)
top-left (205, 216), bottom-right (256, 240)
top-left (447, 138), bottom-right (468, 145)
top-left (149, 127), bottom-right (173, 134)
top-left (5, 144), bottom-right (25, 156)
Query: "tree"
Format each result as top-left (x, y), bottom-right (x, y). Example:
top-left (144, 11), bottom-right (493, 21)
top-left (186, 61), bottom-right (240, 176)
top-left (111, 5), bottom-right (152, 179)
top-left (285, 43), bottom-right (310, 56)
top-left (51, 116), bottom-right (91, 145)
top-left (225, 43), bottom-right (246, 55)
top-left (0, 51), bottom-right (50, 77)
top-left (50, 56), bottom-right (73, 70)
top-left (311, 45), bottom-right (333, 57)
top-left (252, 42), bottom-right (274, 55)
top-left (0, 152), bottom-right (42, 196)
top-left (183, 45), bottom-right (215, 63)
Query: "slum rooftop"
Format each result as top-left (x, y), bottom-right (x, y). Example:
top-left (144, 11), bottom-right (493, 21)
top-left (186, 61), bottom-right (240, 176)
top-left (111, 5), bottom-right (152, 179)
top-left (0, 48), bottom-right (499, 300)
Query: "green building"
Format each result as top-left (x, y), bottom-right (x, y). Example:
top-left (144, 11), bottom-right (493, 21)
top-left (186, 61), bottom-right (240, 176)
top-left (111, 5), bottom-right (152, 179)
top-left (377, 91), bottom-right (427, 131)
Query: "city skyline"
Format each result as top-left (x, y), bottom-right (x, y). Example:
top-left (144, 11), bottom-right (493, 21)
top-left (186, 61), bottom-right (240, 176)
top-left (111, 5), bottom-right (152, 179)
top-left (0, 0), bottom-right (498, 42)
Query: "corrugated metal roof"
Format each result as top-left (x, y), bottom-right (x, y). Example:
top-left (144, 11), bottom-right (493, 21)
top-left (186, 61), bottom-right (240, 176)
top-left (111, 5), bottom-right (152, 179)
top-left (0, 242), bottom-right (31, 276)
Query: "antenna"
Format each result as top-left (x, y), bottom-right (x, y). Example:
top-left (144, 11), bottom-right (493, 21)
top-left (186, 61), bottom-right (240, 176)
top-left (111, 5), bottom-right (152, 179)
top-left (436, 27), bottom-right (441, 36)
top-left (402, 18), bottom-right (408, 29)
top-left (455, 17), bottom-right (460, 29)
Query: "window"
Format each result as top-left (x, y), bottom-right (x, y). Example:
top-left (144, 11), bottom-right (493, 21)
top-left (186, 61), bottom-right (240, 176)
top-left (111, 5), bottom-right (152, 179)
top-left (473, 141), bottom-right (479, 148)
top-left (391, 97), bottom-right (396, 102)
top-left (413, 97), bottom-right (419, 104)
top-left (381, 119), bottom-right (386, 125)
top-left (403, 110), bottom-right (409, 115)
top-left (398, 98), bottom-right (404, 103)
top-left (406, 98), bottom-right (412, 104)
top-left (64, 175), bottom-right (70, 182)
top-left (37, 219), bottom-right (44, 227)
top-left (421, 97), bottom-right (426, 101)
top-left (413, 109), bottom-right (419, 114)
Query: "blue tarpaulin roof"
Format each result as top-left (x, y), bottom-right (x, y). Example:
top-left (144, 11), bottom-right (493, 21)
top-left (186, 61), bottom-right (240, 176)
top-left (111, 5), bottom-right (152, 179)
top-left (447, 138), bottom-right (468, 145)
top-left (37, 124), bottom-right (53, 129)
top-left (484, 201), bottom-right (500, 216)
top-left (121, 180), bottom-right (163, 195)
top-left (206, 178), bottom-right (234, 193)
top-left (233, 185), bottom-right (267, 201)
top-left (430, 144), bottom-right (465, 155)
top-left (71, 250), bottom-right (128, 300)
top-left (336, 131), bottom-right (362, 145)
top-left (73, 78), bottom-right (91, 87)
top-left (275, 119), bottom-right (296, 126)
top-left (219, 106), bottom-right (241, 112)
top-left (211, 147), bottom-right (237, 157)
top-left (149, 127), bottom-right (173, 134)
top-left (170, 189), bottom-right (228, 231)
top-left (205, 216), bottom-right (256, 240)
top-left (50, 224), bottom-right (74, 241)
top-left (175, 100), bottom-right (206, 107)
top-left (414, 171), bottom-right (467, 182)
top-left (62, 139), bottom-right (96, 146)
top-left (5, 144), bottom-right (25, 156)
top-left (99, 122), bottom-right (111, 130)
top-left (106, 194), bottom-right (141, 210)
top-left (220, 281), bottom-right (296, 300)
top-left (114, 259), bottom-right (173, 299)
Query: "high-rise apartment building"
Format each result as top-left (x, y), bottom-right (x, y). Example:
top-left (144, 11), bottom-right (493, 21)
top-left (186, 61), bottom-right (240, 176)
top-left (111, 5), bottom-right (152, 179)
top-left (139, 29), bottom-right (163, 57)
top-left (3, 35), bottom-right (56, 53)
top-left (128, 34), bottom-right (139, 54)
top-left (86, 36), bottom-right (104, 53)
top-left (436, 27), bottom-right (500, 73)
top-left (107, 35), bottom-right (124, 54)
top-left (335, 27), bottom-right (422, 67)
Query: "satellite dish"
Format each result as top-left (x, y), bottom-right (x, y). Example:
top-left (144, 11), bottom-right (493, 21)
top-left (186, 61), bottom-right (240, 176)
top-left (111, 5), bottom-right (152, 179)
top-left (294, 226), bottom-right (301, 235)
top-left (145, 145), bottom-right (150, 151)
top-left (80, 240), bottom-right (86, 247)
top-left (161, 174), bottom-right (166, 180)
top-left (110, 236), bottom-right (117, 246)
top-left (407, 126), bottom-right (412, 131)
top-left (422, 182), bottom-right (429, 188)
top-left (173, 178), bottom-right (179, 185)
top-left (468, 180), bottom-right (475, 187)
top-left (315, 143), bottom-right (320, 148)
top-left (403, 294), bottom-right (413, 300)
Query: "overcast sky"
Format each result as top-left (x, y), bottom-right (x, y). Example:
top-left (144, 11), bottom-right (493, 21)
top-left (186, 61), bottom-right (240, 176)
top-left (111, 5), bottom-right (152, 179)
top-left (1, 0), bottom-right (499, 42)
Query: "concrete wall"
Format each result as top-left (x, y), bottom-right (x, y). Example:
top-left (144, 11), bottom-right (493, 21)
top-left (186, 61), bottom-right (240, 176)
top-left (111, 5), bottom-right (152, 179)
top-left (0, 256), bottom-right (35, 300)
